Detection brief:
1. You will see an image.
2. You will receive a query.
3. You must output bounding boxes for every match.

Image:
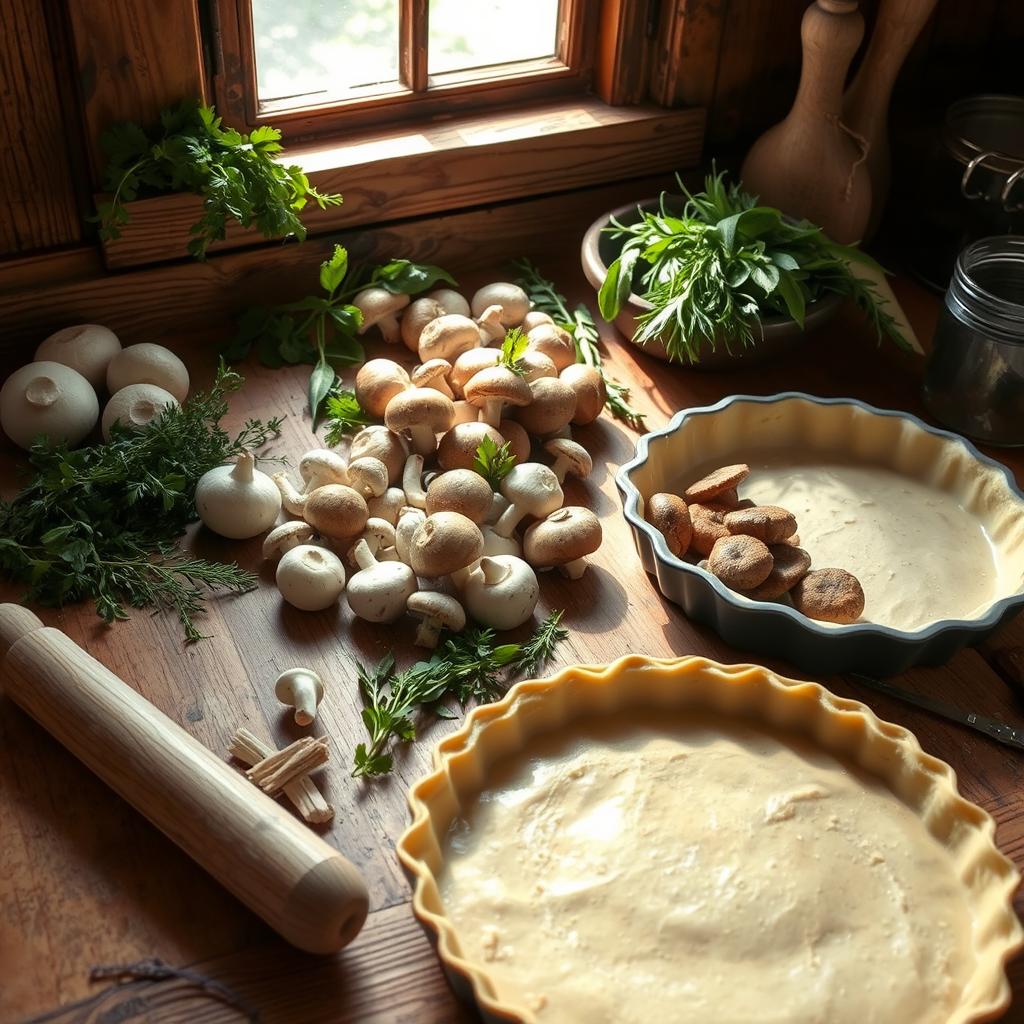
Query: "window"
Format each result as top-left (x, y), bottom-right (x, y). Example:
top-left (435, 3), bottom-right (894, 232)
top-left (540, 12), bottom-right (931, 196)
top-left (213, 0), bottom-right (597, 136)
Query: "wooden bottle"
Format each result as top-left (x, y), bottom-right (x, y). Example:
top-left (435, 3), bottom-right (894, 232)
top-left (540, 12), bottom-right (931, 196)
top-left (741, 0), bottom-right (871, 243)
top-left (843, 0), bottom-right (939, 237)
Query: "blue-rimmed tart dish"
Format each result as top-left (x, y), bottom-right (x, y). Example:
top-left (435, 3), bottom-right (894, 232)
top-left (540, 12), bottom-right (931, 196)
top-left (616, 393), bottom-right (1024, 676)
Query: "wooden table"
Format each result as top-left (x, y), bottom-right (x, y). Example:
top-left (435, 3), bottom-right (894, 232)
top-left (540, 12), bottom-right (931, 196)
top-left (3, 240), bottom-right (1023, 1023)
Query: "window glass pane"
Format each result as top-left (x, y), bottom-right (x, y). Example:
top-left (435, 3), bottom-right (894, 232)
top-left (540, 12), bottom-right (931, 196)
top-left (428, 0), bottom-right (560, 76)
top-left (251, 0), bottom-right (400, 105)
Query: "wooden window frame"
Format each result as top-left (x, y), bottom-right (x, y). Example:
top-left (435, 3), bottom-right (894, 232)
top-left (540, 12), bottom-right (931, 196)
top-left (211, 0), bottom-right (601, 138)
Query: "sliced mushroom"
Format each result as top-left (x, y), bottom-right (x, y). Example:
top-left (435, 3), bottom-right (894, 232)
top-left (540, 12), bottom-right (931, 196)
top-left (410, 511), bottom-right (484, 578)
top-left (426, 469), bottom-right (494, 523)
top-left (395, 506), bottom-right (426, 564)
top-left (411, 359), bottom-right (454, 398)
top-left (524, 506), bottom-right (602, 579)
top-left (263, 520), bottom-right (318, 560)
top-left (437, 421), bottom-right (504, 471)
top-left (494, 463), bottom-right (564, 538)
top-left (299, 449), bottom-right (349, 492)
top-left (513, 377), bottom-right (577, 436)
top-left (302, 484), bottom-right (369, 542)
top-left (560, 364), bottom-right (607, 425)
top-left (471, 283), bottom-right (529, 325)
top-left (355, 359), bottom-right (410, 417)
top-left (347, 456), bottom-right (389, 499)
top-left (354, 288), bottom-right (410, 344)
top-left (418, 314), bottom-right (481, 363)
top-left (346, 539), bottom-right (417, 623)
top-left (384, 387), bottom-right (456, 457)
top-left (544, 438), bottom-right (592, 483)
top-left (464, 366), bottom-right (532, 428)
top-left (367, 486), bottom-right (406, 525)
top-left (406, 592), bottom-right (466, 648)
top-left (451, 347), bottom-right (501, 398)
top-left (462, 555), bottom-right (539, 630)
top-left (350, 425), bottom-right (408, 485)
top-left (526, 323), bottom-right (576, 372)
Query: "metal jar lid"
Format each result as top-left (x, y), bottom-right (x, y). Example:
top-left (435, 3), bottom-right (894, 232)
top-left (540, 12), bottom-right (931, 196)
top-left (943, 95), bottom-right (1024, 212)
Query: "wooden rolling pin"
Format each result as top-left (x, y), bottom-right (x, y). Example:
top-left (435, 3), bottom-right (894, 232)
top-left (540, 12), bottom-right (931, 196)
top-left (0, 604), bottom-right (368, 954)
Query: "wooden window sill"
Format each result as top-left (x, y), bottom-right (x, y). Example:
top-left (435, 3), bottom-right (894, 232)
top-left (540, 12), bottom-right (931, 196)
top-left (95, 97), bottom-right (705, 269)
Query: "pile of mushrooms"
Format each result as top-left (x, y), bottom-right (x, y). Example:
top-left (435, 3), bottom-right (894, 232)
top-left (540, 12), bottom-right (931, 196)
top-left (258, 280), bottom-right (604, 647)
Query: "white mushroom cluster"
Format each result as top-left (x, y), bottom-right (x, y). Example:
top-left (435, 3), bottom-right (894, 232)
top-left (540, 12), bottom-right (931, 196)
top-left (0, 324), bottom-right (191, 451)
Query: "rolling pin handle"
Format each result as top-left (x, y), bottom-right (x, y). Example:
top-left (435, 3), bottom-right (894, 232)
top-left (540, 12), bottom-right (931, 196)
top-left (0, 604), bottom-right (45, 659)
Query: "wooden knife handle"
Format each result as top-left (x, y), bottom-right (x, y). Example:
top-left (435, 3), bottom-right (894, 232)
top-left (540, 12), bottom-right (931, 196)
top-left (0, 604), bottom-right (368, 954)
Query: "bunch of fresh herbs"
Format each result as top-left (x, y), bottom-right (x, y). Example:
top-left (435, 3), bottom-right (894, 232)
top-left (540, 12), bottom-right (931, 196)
top-left (353, 611), bottom-right (568, 777)
top-left (0, 365), bottom-right (282, 642)
top-left (96, 100), bottom-right (342, 259)
top-left (473, 436), bottom-right (517, 488)
top-left (514, 258), bottom-right (646, 429)
top-left (598, 169), bottom-right (909, 364)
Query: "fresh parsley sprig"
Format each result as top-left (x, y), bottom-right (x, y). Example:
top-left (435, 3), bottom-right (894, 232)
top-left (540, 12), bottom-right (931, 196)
top-left (498, 327), bottom-right (529, 374)
top-left (353, 611), bottom-right (568, 777)
top-left (473, 436), bottom-right (517, 488)
top-left (97, 100), bottom-right (342, 259)
top-left (514, 258), bottom-right (645, 430)
top-left (322, 388), bottom-right (372, 446)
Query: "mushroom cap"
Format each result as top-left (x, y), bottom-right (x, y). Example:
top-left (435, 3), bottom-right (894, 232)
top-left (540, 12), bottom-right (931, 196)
top-left (407, 591), bottom-right (466, 632)
top-left (418, 314), bottom-right (481, 362)
top-left (400, 297), bottom-right (446, 351)
top-left (544, 438), bottom-right (592, 477)
top-left (352, 517), bottom-right (397, 561)
top-left (299, 449), bottom-right (349, 488)
top-left (346, 560), bottom-right (417, 623)
top-left (559, 363), bottom-right (607, 425)
top-left (518, 349), bottom-right (558, 383)
top-left (512, 377), bottom-right (577, 435)
top-left (497, 419), bottom-right (531, 464)
top-left (100, 382), bottom-right (178, 440)
top-left (451, 347), bottom-right (501, 397)
top-left (35, 324), bottom-right (121, 389)
top-left (353, 288), bottom-right (410, 333)
top-left (350, 425), bottom-right (408, 485)
top-left (302, 484), bottom-right (369, 540)
top-left (1, 361), bottom-right (99, 450)
top-left (263, 520), bottom-right (317, 559)
top-left (275, 544), bottom-right (347, 611)
top-left (470, 283), bottom-right (530, 325)
top-left (499, 463), bottom-right (564, 517)
top-left (384, 387), bottom-right (456, 437)
top-left (355, 359), bottom-right (410, 417)
top-left (524, 506), bottom-right (602, 567)
top-left (427, 288), bottom-right (470, 317)
top-left (437, 421), bottom-right (505, 471)
top-left (526, 323), bottom-right (576, 372)
top-left (347, 456), bottom-right (389, 498)
top-left (274, 667), bottom-right (325, 706)
top-left (410, 358), bottom-right (453, 394)
top-left (475, 304), bottom-right (506, 346)
top-left (410, 511), bottom-right (484, 577)
top-left (426, 469), bottom-right (494, 523)
top-left (521, 311), bottom-right (555, 332)
top-left (464, 365), bottom-right (532, 410)
top-left (367, 486), bottom-right (406, 524)
top-left (106, 343), bottom-right (190, 403)
top-left (462, 555), bottom-right (539, 631)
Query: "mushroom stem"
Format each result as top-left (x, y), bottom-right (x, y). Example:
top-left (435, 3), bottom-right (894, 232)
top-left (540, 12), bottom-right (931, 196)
top-left (290, 675), bottom-right (321, 725)
top-left (560, 556), bottom-right (588, 580)
top-left (480, 556), bottom-right (512, 586)
top-left (232, 450), bottom-right (256, 483)
top-left (480, 398), bottom-right (503, 428)
top-left (549, 457), bottom-right (570, 484)
top-left (25, 376), bottom-right (59, 408)
top-left (414, 617), bottom-right (443, 648)
top-left (402, 454), bottom-right (427, 509)
top-left (449, 561), bottom-right (478, 590)
top-left (352, 539), bottom-right (378, 572)
top-left (407, 424), bottom-right (437, 457)
top-left (273, 472), bottom-right (308, 514)
top-left (493, 504), bottom-right (526, 539)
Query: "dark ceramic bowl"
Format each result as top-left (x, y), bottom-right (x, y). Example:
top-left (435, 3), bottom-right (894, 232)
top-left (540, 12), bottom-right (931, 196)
top-left (616, 392), bottom-right (1024, 676)
top-left (581, 199), bottom-right (843, 367)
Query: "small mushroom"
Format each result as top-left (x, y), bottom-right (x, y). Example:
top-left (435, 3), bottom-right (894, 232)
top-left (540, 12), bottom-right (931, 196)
top-left (299, 449), bottom-right (350, 491)
top-left (485, 491), bottom-right (510, 525)
top-left (410, 511), bottom-right (484, 578)
top-left (560, 364), bottom-right (607, 425)
top-left (427, 288), bottom-right (471, 317)
top-left (106, 343), bottom-right (190, 403)
top-left (274, 668), bottom-right (325, 726)
top-left (544, 438), bottom-right (592, 483)
top-left (521, 311), bottom-right (554, 332)
top-left (436, 421), bottom-right (505, 471)
top-left (353, 287), bottom-right (410, 344)
top-left (411, 358), bottom-right (454, 398)
top-left (100, 383), bottom-right (178, 440)
top-left (276, 545), bottom-right (347, 611)
top-left (494, 463), bottom-right (564, 538)
top-left (402, 453), bottom-right (428, 509)
top-left (35, 324), bottom-right (121, 389)
top-left (407, 592), bottom-right (466, 648)
top-left (273, 471), bottom-right (309, 515)
top-left (426, 469), bottom-right (494, 523)
top-left (395, 506), bottom-right (426, 564)
top-left (481, 525), bottom-right (521, 559)
top-left (471, 283), bottom-right (530, 325)
top-left (498, 419), bottom-right (531, 465)
top-left (367, 486), bottom-right (405, 525)
top-left (195, 450), bottom-right (283, 539)
top-left (384, 387), bottom-right (455, 457)
top-left (302, 484), bottom-right (369, 542)
top-left (262, 520), bottom-right (317, 559)
top-left (476, 304), bottom-right (506, 346)
top-left (347, 456), bottom-right (389, 499)
top-left (451, 348), bottom-right (500, 397)
top-left (346, 539), bottom-right (417, 623)
top-left (451, 400), bottom-right (479, 425)
top-left (400, 297), bottom-right (447, 351)
top-left (349, 425), bottom-right (408, 485)
top-left (349, 517), bottom-right (397, 565)
top-left (526, 324), bottom-right (576, 372)
top-left (418, 314), bottom-right (481, 363)
top-left (518, 349), bottom-right (558, 383)
top-left (523, 506), bottom-right (602, 579)
top-left (513, 377), bottom-right (577, 436)
top-left (462, 555), bottom-right (539, 630)
top-left (1, 361), bottom-right (99, 450)
top-left (464, 365), bottom-right (532, 427)
top-left (355, 359), bottom-right (410, 417)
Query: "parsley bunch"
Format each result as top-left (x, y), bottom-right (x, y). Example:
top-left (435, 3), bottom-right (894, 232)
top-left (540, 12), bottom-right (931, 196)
top-left (96, 100), bottom-right (342, 259)
top-left (473, 436), bottom-right (517, 488)
top-left (353, 611), bottom-right (568, 777)
top-left (0, 366), bottom-right (282, 642)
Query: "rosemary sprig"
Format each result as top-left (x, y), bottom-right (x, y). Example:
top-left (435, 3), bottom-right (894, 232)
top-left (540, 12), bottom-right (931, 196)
top-left (514, 258), bottom-right (646, 430)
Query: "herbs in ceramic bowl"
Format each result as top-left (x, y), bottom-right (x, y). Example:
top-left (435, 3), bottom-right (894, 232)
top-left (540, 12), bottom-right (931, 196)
top-left (597, 171), bottom-right (908, 365)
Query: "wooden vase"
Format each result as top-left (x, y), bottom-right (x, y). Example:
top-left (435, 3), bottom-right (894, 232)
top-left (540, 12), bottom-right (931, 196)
top-left (741, 0), bottom-right (871, 244)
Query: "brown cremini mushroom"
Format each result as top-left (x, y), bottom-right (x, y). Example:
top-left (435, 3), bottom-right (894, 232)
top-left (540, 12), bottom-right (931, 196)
top-left (452, 400), bottom-right (479, 425)
top-left (347, 456), bottom-right (389, 499)
top-left (426, 469), bottom-right (494, 523)
top-left (518, 349), bottom-right (558, 383)
top-left (410, 511), bottom-right (484, 578)
top-left (471, 283), bottom-right (530, 325)
top-left (355, 359), bottom-right (410, 417)
top-left (526, 323), bottom-right (576, 371)
top-left (406, 592), bottom-right (466, 648)
top-left (523, 506), bottom-right (602, 578)
top-left (513, 377), bottom-right (577, 436)
top-left (437, 421), bottom-right (505, 471)
top-left (451, 348), bottom-right (501, 397)
top-left (498, 419), bottom-right (531, 464)
top-left (353, 288), bottom-right (410, 344)
top-left (544, 438), bottom-right (592, 483)
top-left (521, 311), bottom-right (554, 332)
top-left (560, 364), bottom-right (607, 425)
top-left (302, 484), bottom-right (368, 541)
top-left (647, 493), bottom-right (692, 556)
top-left (349, 425), bottom-right (408, 485)
top-left (400, 297), bottom-right (446, 351)
top-left (494, 463), bottom-right (564, 538)
top-left (464, 365), bottom-right (532, 428)
top-left (418, 314), bottom-right (481, 363)
top-left (384, 387), bottom-right (455, 456)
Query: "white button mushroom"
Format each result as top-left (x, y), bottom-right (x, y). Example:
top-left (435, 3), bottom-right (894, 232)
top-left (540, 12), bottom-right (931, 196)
top-left (411, 358), bottom-right (454, 398)
top-left (481, 525), bottom-right (521, 559)
top-left (427, 288), bottom-right (470, 317)
top-left (353, 288), bottom-right (410, 344)
top-left (299, 449), bottom-right (350, 492)
top-left (354, 359), bottom-right (410, 417)
top-left (521, 311), bottom-right (555, 332)
top-left (262, 520), bottom-right (318, 559)
top-left (475, 304), bottom-right (506, 346)
top-left (347, 456), bottom-right (388, 499)
top-left (523, 506), bottom-right (603, 579)
top-left (274, 470), bottom-right (309, 515)
top-left (35, 324), bottom-right (121, 389)
top-left (462, 555), bottom-right (539, 630)
top-left (367, 486), bottom-right (406, 525)
top-left (494, 463), bottom-right (564, 538)
top-left (346, 539), bottom-right (417, 623)
top-left (348, 517), bottom-right (397, 566)
top-left (1, 361), bottom-right (99, 450)
top-left (276, 544), bottom-right (347, 610)
top-left (402, 453), bottom-right (428, 509)
top-left (100, 383), bottom-right (178, 440)
top-left (406, 591), bottom-right (466, 648)
top-left (195, 450), bottom-right (282, 539)
top-left (544, 438), bottom-right (593, 484)
top-left (274, 667), bottom-right (325, 725)
top-left (470, 283), bottom-right (530, 325)
top-left (395, 506), bottom-right (426, 564)
top-left (106, 343), bottom-right (190, 403)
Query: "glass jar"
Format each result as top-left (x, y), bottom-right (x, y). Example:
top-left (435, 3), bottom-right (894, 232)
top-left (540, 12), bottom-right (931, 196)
top-left (923, 236), bottom-right (1024, 446)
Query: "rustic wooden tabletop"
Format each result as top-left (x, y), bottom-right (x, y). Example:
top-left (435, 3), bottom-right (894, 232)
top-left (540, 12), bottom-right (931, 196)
top-left (2, 242), bottom-right (1023, 1024)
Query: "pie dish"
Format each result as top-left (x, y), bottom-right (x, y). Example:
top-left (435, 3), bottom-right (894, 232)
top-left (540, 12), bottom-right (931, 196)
top-left (616, 392), bottom-right (1024, 675)
top-left (397, 656), bottom-right (1022, 1024)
